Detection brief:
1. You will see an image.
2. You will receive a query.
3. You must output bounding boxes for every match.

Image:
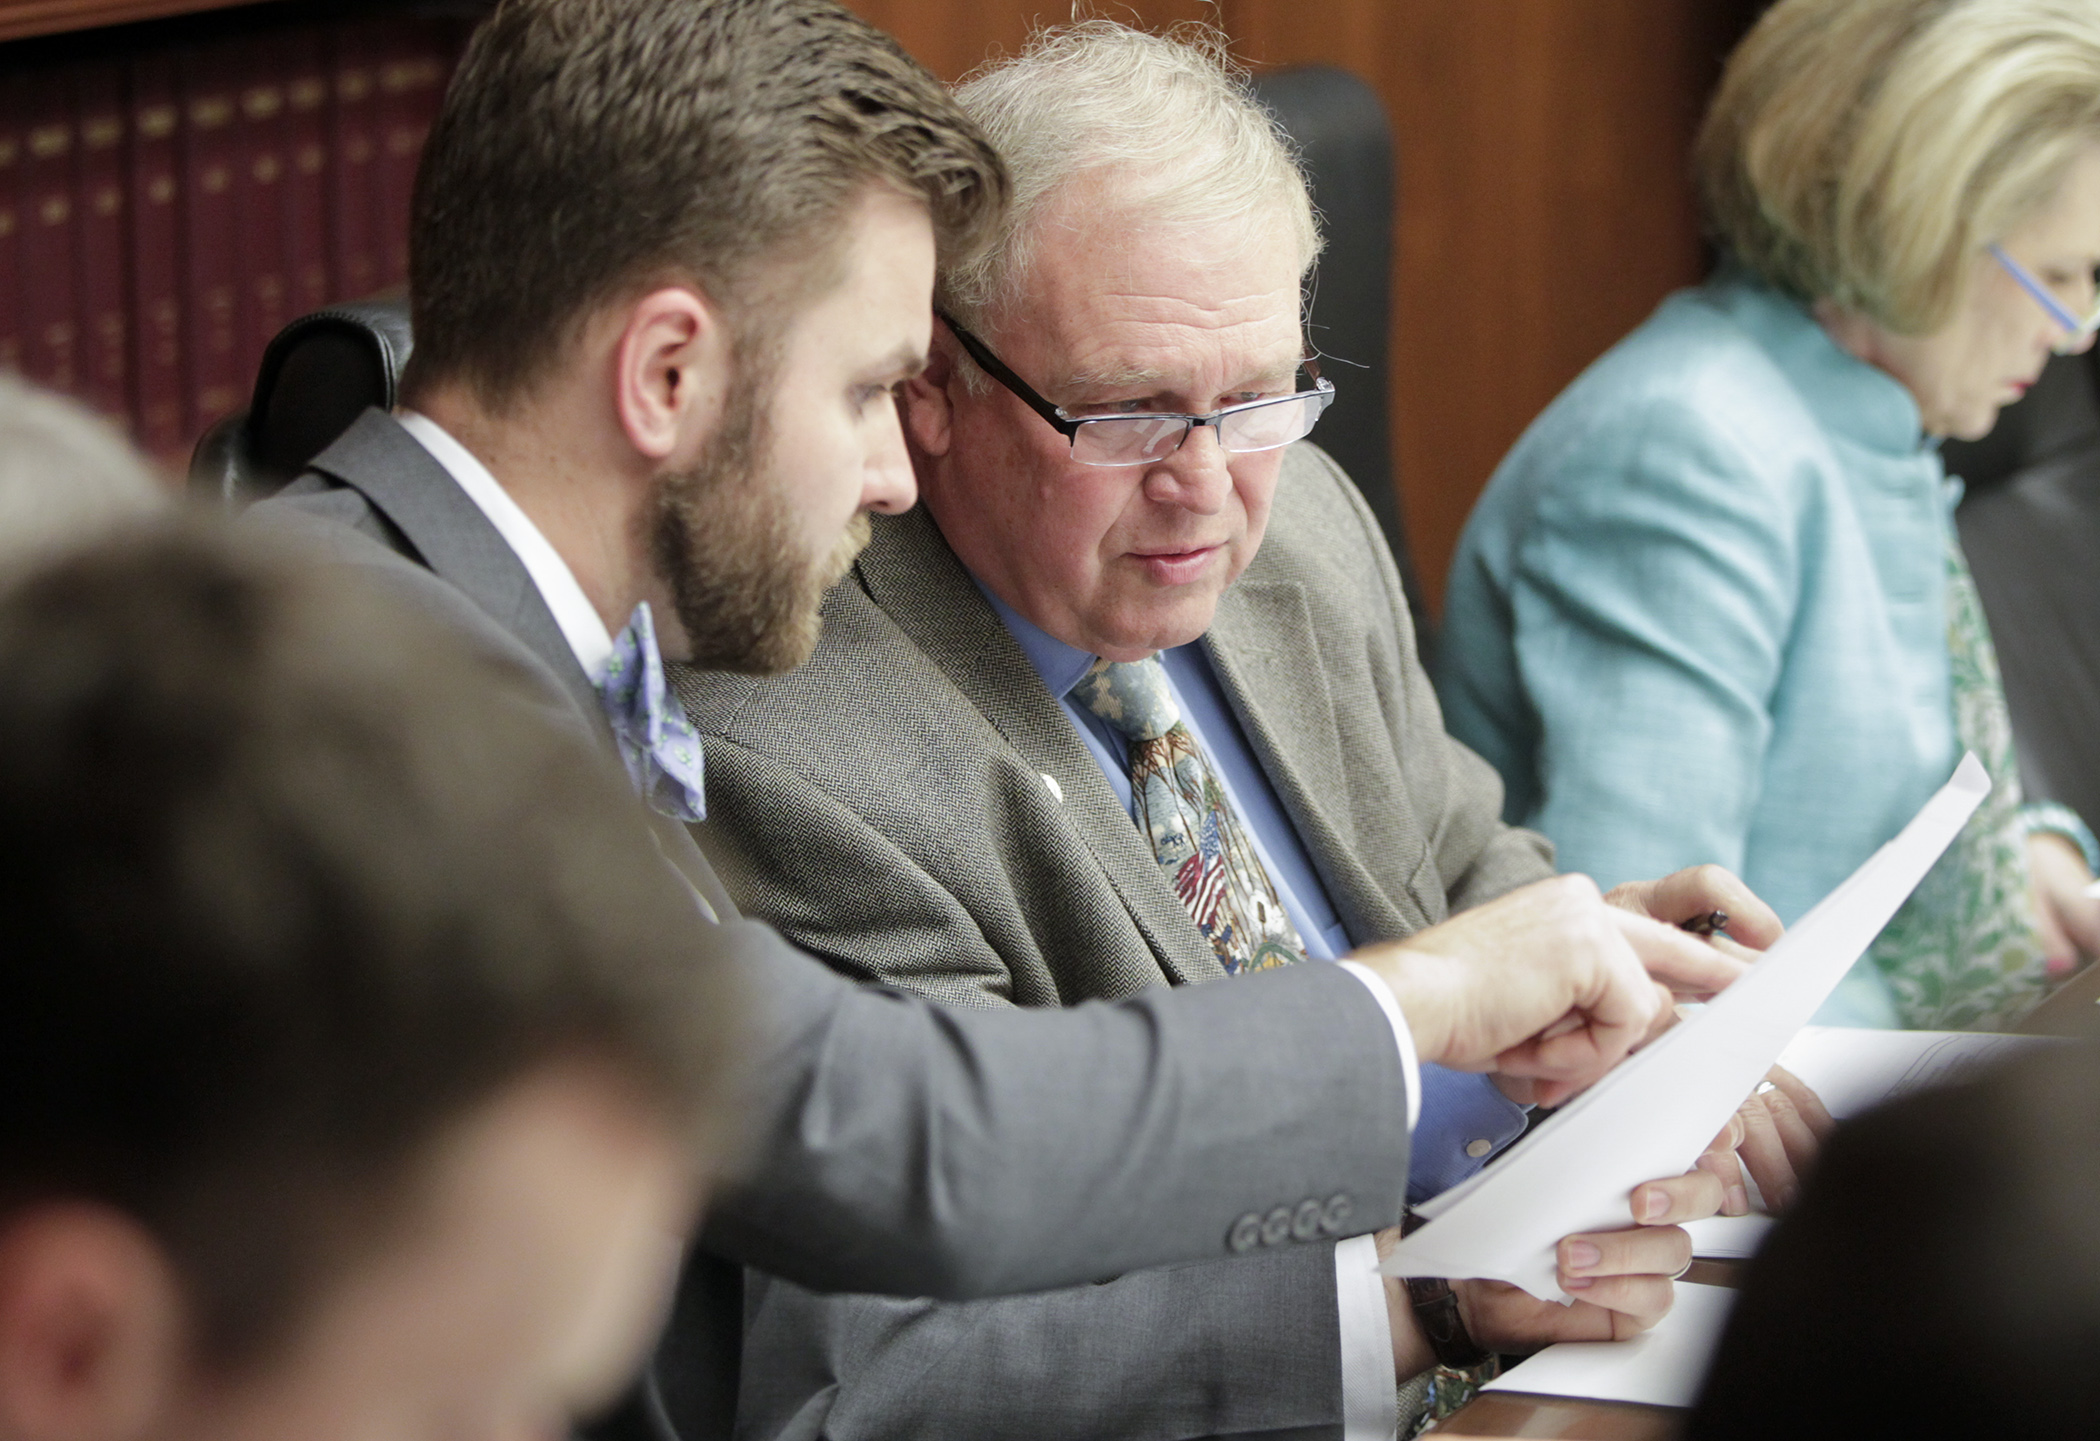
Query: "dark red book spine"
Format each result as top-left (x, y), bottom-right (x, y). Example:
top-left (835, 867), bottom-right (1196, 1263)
top-left (233, 39), bottom-right (290, 374)
top-left (372, 18), bottom-right (448, 290)
top-left (179, 41), bottom-right (244, 437)
top-left (327, 22), bottom-right (380, 302)
top-left (281, 29), bottom-right (331, 316)
top-left (18, 72), bottom-right (78, 395)
top-left (74, 60), bottom-right (130, 423)
top-left (128, 51), bottom-right (185, 459)
top-left (0, 68), bottom-right (24, 378)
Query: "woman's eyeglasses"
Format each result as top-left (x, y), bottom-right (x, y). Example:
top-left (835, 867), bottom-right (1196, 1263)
top-left (1990, 244), bottom-right (2100, 355)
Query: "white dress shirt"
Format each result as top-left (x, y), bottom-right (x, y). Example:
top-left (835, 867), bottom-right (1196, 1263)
top-left (395, 409), bottom-right (617, 681)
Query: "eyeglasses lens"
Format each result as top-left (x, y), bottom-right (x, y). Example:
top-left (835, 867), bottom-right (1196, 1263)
top-left (1068, 393), bottom-right (1327, 467)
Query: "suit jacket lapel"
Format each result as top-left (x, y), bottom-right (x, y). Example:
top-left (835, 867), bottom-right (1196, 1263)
top-left (1207, 575), bottom-right (1437, 938)
top-left (307, 408), bottom-right (609, 737)
top-left (857, 508), bottom-right (1225, 987)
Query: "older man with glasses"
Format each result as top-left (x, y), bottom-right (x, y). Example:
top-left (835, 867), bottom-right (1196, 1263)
top-left (674, 21), bottom-right (1809, 1441)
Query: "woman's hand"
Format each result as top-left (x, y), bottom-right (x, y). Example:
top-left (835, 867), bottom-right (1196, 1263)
top-left (1694, 1065), bottom-right (1834, 1214)
top-left (2028, 832), bottom-right (2100, 976)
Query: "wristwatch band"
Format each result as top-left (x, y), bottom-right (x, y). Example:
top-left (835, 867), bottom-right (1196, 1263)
top-left (1397, 1208), bottom-right (1495, 1369)
top-left (1402, 1275), bottom-right (1495, 1368)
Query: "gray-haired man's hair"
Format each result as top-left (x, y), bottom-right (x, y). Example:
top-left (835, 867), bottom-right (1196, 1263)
top-left (0, 375), bottom-right (164, 576)
top-left (938, 20), bottom-right (1321, 336)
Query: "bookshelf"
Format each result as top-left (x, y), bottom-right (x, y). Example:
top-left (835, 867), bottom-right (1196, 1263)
top-left (0, 1), bottom-right (484, 464)
top-left (0, 3), bottom-right (252, 45)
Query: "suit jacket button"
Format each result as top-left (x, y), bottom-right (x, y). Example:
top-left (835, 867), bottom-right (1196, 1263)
top-left (1293, 1198), bottom-right (1325, 1241)
top-left (1229, 1213), bottom-right (1263, 1252)
top-left (1041, 772), bottom-right (1064, 802)
top-left (1321, 1193), bottom-right (1354, 1235)
top-left (1261, 1206), bottom-right (1293, 1247)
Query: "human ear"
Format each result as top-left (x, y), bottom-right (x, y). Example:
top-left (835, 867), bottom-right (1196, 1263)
top-left (0, 1206), bottom-right (184, 1441)
top-left (900, 333), bottom-right (957, 459)
top-left (611, 288), bottom-right (731, 464)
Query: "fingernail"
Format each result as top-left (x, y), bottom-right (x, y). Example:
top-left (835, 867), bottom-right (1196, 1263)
top-left (1564, 1240), bottom-right (1602, 1270)
top-left (1640, 1188), bottom-right (1669, 1223)
top-left (1562, 1275), bottom-right (1594, 1291)
top-left (1726, 1186), bottom-right (1749, 1216)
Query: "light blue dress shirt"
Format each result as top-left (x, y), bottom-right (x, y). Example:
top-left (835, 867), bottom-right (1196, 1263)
top-left (1439, 266), bottom-right (1972, 1028)
top-left (979, 585), bottom-right (1528, 1201)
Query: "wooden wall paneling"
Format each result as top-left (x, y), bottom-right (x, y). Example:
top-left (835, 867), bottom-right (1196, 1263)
top-left (1230, 0), bottom-right (1733, 612)
top-left (845, 0), bottom-right (1217, 83)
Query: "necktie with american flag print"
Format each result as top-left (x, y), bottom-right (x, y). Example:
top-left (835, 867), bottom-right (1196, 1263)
top-left (1074, 655), bottom-right (1306, 975)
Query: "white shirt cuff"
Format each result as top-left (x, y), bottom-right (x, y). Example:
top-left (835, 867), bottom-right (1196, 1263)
top-left (1335, 1232), bottom-right (1401, 1441)
top-left (1338, 959), bottom-right (1422, 1131)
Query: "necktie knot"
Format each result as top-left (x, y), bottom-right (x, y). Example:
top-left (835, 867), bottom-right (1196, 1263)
top-left (1073, 655), bottom-right (1181, 742)
top-left (598, 601), bottom-right (708, 823)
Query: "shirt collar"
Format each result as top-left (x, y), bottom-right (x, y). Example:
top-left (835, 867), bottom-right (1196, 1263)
top-left (974, 578), bottom-right (1102, 701)
top-left (394, 409), bottom-right (618, 680)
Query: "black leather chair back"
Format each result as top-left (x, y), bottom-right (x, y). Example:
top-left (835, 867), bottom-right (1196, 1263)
top-left (1252, 66), bottom-right (1429, 653)
top-left (1948, 349), bottom-right (2100, 830)
top-left (188, 297), bottom-right (413, 505)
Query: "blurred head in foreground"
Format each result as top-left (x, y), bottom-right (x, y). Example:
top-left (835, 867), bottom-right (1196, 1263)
top-left (0, 373), bottom-right (164, 576)
top-left (0, 525), bottom-right (738, 1441)
top-left (1688, 1041), bottom-right (2100, 1439)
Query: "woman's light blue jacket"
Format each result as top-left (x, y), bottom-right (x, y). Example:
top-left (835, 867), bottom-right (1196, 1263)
top-left (1439, 267), bottom-right (1961, 1027)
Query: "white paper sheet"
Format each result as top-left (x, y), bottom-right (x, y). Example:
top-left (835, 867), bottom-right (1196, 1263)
top-left (1681, 1213), bottom-right (1773, 1259)
top-left (1478, 1282), bottom-right (1737, 1410)
top-left (1773, 1025), bottom-right (2052, 1121)
top-left (1381, 754), bottom-right (1989, 1301)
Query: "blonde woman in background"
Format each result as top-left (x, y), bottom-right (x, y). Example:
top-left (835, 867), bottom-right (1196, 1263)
top-left (1440, 0), bottom-right (2100, 1030)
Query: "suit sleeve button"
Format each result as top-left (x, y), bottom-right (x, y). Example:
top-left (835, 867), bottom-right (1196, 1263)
top-left (1261, 1206), bottom-right (1293, 1246)
top-left (1321, 1193), bottom-right (1354, 1235)
top-left (1293, 1198), bottom-right (1325, 1241)
top-left (1228, 1213), bottom-right (1263, 1252)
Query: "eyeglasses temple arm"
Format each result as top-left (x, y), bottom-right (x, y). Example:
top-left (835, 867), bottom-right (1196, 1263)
top-left (1991, 244), bottom-right (2089, 334)
top-left (936, 312), bottom-right (1079, 437)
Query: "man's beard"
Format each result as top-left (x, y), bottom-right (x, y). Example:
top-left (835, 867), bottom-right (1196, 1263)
top-left (648, 353), bottom-right (871, 676)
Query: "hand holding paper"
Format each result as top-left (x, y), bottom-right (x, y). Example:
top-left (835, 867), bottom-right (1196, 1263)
top-left (1383, 754), bottom-right (1990, 1302)
top-left (1351, 875), bottom-right (1749, 1106)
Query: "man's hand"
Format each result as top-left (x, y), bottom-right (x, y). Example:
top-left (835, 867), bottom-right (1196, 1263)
top-left (1382, 1168), bottom-right (1721, 1377)
top-left (1352, 875), bottom-right (1747, 1107)
top-left (1696, 1065), bottom-right (1834, 1214)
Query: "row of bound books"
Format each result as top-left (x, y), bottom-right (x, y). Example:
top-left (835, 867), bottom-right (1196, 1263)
top-left (0, 11), bottom-right (473, 463)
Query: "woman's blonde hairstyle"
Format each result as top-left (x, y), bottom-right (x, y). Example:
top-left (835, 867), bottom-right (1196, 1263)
top-left (1699, 0), bottom-right (2100, 334)
top-left (938, 19), bottom-right (1319, 331)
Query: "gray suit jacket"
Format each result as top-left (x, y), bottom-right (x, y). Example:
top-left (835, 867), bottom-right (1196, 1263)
top-left (255, 410), bottom-right (1426, 1441)
top-left (676, 444), bottom-right (1553, 1440)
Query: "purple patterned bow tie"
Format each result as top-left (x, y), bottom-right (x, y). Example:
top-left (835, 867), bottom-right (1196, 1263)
top-left (597, 602), bottom-right (707, 822)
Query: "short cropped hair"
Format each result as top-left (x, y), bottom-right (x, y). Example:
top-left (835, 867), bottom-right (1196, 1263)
top-left (0, 524), bottom-right (737, 1366)
top-left (1699, 0), bottom-right (2100, 334)
top-left (0, 374), bottom-right (163, 576)
top-left (938, 20), bottom-right (1320, 332)
top-left (405, 0), bottom-right (1007, 408)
